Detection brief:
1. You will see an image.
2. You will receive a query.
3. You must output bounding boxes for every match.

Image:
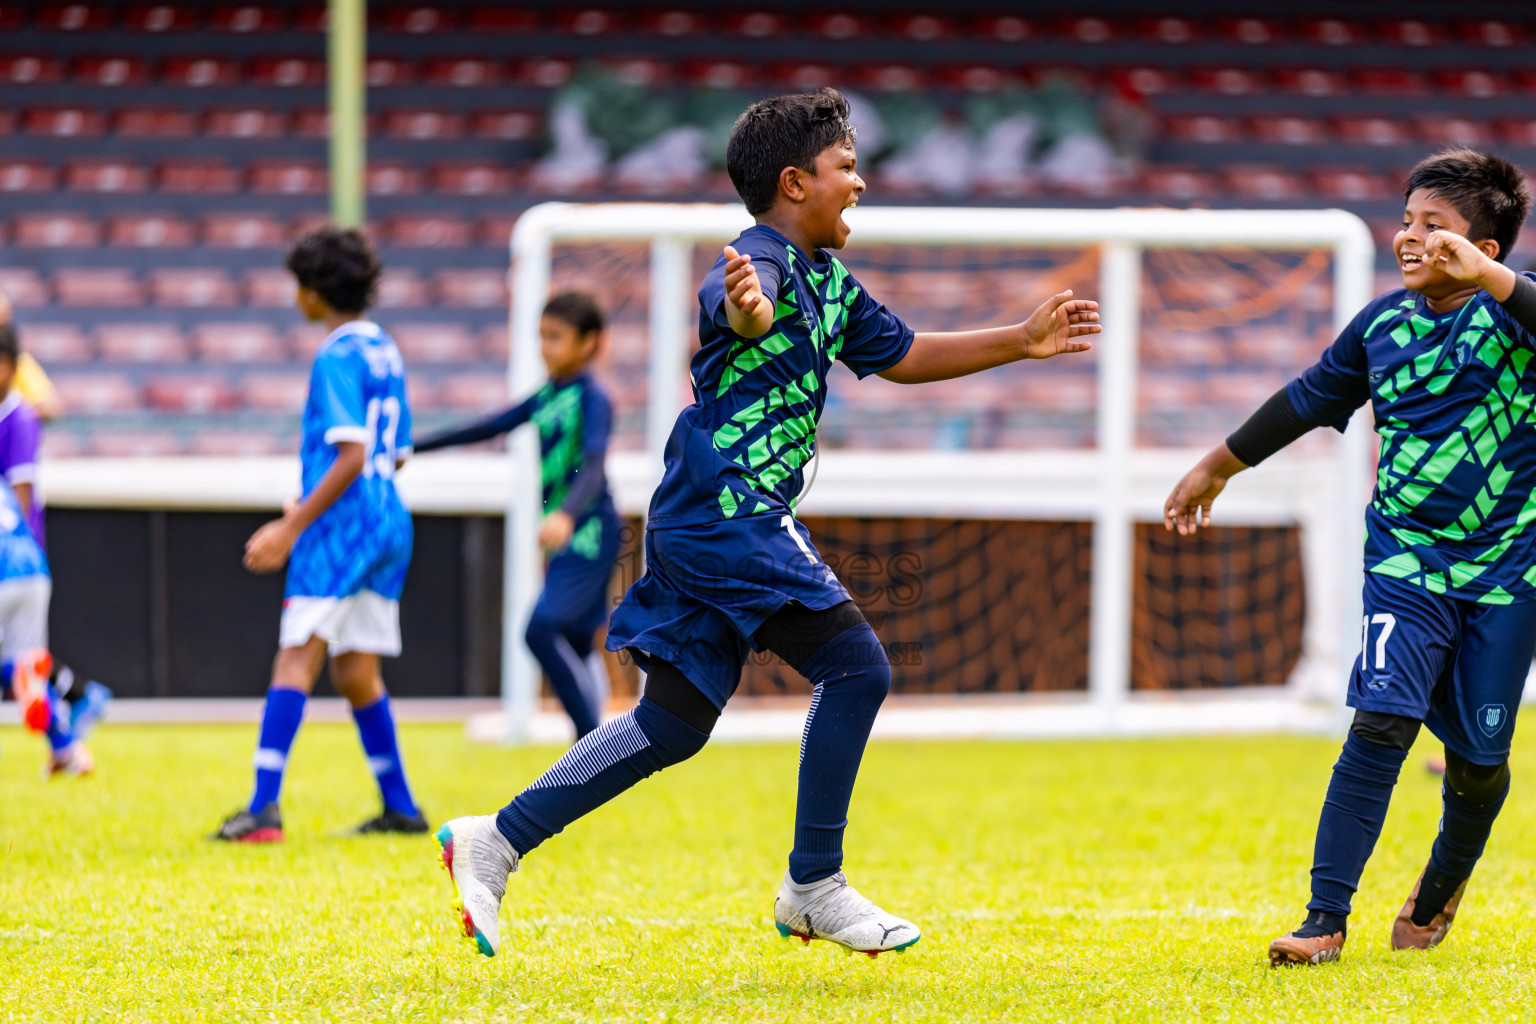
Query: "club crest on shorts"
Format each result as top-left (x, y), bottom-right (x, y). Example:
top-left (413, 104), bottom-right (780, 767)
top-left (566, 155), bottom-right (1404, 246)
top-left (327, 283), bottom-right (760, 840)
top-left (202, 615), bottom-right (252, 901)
top-left (1478, 703), bottom-right (1508, 738)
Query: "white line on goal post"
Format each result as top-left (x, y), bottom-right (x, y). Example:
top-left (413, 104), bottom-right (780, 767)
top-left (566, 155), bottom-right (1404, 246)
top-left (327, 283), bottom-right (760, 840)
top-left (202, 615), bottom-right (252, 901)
top-left (500, 203), bottom-right (1376, 742)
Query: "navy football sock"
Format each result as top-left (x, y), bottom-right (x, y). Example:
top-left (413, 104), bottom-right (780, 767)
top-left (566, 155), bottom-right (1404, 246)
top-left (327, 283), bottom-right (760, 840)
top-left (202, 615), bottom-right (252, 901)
top-left (1307, 731), bottom-right (1407, 916)
top-left (1411, 775), bottom-right (1509, 926)
top-left (352, 694), bottom-right (419, 817)
top-left (495, 696), bottom-right (708, 855)
top-left (249, 687), bottom-right (307, 814)
top-left (525, 615), bottom-right (601, 739)
top-left (788, 623), bottom-right (891, 885)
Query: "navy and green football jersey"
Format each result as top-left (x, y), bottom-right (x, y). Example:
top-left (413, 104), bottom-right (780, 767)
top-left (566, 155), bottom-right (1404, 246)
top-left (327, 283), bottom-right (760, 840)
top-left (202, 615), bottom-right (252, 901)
top-left (1289, 273), bottom-right (1536, 604)
top-left (646, 224), bottom-right (914, 528)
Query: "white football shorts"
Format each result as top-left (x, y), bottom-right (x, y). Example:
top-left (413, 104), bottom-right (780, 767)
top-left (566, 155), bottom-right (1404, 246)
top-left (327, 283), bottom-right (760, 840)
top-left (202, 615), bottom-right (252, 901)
top-left (279, 590), bottom-right (401, 656)
top-left (0, 575), bottom-right (50, 662)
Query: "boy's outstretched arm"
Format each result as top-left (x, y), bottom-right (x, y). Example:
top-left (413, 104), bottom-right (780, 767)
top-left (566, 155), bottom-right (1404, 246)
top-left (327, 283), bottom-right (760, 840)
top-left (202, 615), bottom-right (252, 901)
top-left (414, 397), bottom-right (535, 454)
top-left (244, 441), bottom-right (366, 573)
top-left (877, 290), bottom-right (1099, 384)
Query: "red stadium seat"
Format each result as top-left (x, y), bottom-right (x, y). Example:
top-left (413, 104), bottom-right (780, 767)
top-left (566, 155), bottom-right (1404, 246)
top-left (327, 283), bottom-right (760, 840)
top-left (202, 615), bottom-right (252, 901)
top-left (1458, 20), bottom-right (1526, 47)
top-left (292, 109), bottom-right (330, 138)
top-left (555, 9), bottom-right (625, 35)
top-left (74, 56), bottom-right (151, 86)
top-left (191, 432), bottom-right (284, 456)
top-left (0, 162), bottom-right (58, 192)
top-left (1298, 19), bottom-right (1365, 46)
top-left (1512, 71), bottom-right (1536, 94)
top-left (203, 213), bottom-right (284, 249)
top-left (250, 56), bottom-right (323, 86)
top-left (1135, 16), bottom-right (1200, 43)
top-left (422, 57), bottom-right (499, 87)
top-left (244, 269), bottom-right (295, 307)
top-left (1415, 116), bottom-right (1490, 147)
top-left (1353, 69), bottom-right (1427, 95)
top-left (211, 6), bottom-right (285, 32)
top-left (205, 108), bottom-right (289, 138)
top-left (471, 110), bottom-right (540, 141)
top-left (600, 57), bottom-right (672, 88)
top-left (366, 162), bottom-right (424, 196)
top-left (1377, 19), bottom-right (1446, 47)
top-left (517, 57), bottom-right (574, 89)
top-left (1058, 16), bottom-right (1115, 43)
top-left (468, 8), bottom-right (538, 32)
top-left (193, 322), bottom-right (287, 363)
top-left (1432, 70), bottom-right (1505, 98)
top-left (115, 107), bottom-right (197, 136)
top-left (0, 56), bottom-right (64, 85)
top-left (97, 322), bottom-right (187, 361)
top-left (933, 64), bottom-right (1018, 93)
top-left (65, 161), bottom-right (150, 193)
top-left (21, 323), bottom-right (92, 362)
top-left (293, 7), bottom-right (327, 31)
top-left (1248, 116), bottom-right (1326, 145)
top-left (1217, 17), bottom-right (1285, 43)
top-left (24, 107), bottom-right (107, 136)
top-left (439, 373), bottom-right (509, 411)
top-left (1222, 165), bottom-right (1305, 201)
top-left (54, 373), bottom-right (141, 414)
top-left (150, 269), bottom-right (239, 308)
top-left (366, 56), bottom-right (415, 87)
top-left (162, 56), bottom-right (242, 87)
top-left (146, 375), bottom-right (240, 413)
top-left (636, 9), bottom-right (705, 35)
top-left (436, 270), bottom-right (508, 309)
top-left (159, 160), bottom-right (243, 193)
top-left (1270, 68), bottom-right (1345, 97)
top-left (38, 4), bottom-right (113, 30)
top-left (381, 109), bottom-right (464, 140)
top-left (432, 163), bottom-right (515, 196)
top-left (1161, 115), bottom-right (1242, 144)
top-left (243, 373), bottom-right (308, 412)
top-left (251, 161), bottom-right (327, 195)
top-left (15, 214), bottom-right (100, 247)
top-left (381, 5), bottom-right (455, 33)
top-left (1105, 67), bottom-right (1179, 97)
top-left (387, 216), bottom-right (472, 247)
top-left (0, 269), bottom-right (52, 308)
top-left (479, 324), bottom-right (510, 360)
top-left (90, 432), bottom-right (186, 457)
top-left (108, 214), bottom-right (195, 247)
top-left (1187, 67), bottom-right (1260, 95)
top-left (1333, 116), bottom-right (1411, 146)
top-left (375, 271), bottom-right (431, 309)
top-left (893, 13), bottom-right (951, 40)
top-left (1495, 119), bottom-right (1536, 146)
top-left (479, 215), bottom-right (519, 247)
top-left (769, 63), bottom-right (838, 91)
top-left (123, 4), bottom-right (201, 31)
top-left (721, 12), bottom-right (783, 37)
top-left (392, 323), bottom-right (478, 364)
top-left (681, 60), bottom-right (757, 89)
top-left (856, 63), bottom-right (926, 93)
top-left (1309, 167), bottom-right (1396, 202)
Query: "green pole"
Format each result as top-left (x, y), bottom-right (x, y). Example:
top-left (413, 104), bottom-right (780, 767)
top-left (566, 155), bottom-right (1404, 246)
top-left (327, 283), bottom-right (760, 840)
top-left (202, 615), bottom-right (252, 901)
top-left (328, 0), bottom-right (365, 227)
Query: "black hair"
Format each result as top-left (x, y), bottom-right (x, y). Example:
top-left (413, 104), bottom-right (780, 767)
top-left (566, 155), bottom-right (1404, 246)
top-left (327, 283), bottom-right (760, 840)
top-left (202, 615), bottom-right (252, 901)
top-left (0, 322), bottom-right (15, 366)
top-left (542, 291), bottom-right (605, 337)
top-left (284, 225), bottom-right (382, 313)
top-left (1403, 148), bottom-right (1533, 263)
top-left (726, 88), bottom-right (857, 216)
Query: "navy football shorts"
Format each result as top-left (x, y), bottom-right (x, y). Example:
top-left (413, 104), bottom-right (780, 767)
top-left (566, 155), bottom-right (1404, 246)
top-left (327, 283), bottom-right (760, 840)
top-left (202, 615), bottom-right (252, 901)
top-left (1350, 571), bottom-right (1536, 764)
top-left (532, 504), bottom-right (621, 636)
top-left (605, 512), bottom-right (852, 708)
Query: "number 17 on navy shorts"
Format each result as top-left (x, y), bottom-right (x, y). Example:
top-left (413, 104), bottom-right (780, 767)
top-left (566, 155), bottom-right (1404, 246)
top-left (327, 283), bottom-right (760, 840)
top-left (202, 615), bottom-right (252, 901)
top-left (1350, 572), bottom-right (1536, 765)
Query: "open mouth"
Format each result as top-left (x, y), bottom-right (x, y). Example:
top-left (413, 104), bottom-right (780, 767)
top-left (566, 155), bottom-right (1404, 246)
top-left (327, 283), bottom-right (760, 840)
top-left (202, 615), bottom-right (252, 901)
top-left (1399, 252), bottom-right (1425, 269)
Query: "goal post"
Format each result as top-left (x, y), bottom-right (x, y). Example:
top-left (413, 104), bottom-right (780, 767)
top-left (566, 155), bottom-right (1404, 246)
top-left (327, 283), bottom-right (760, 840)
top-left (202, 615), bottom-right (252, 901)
top-left (500, 202), bottom-right (1377, 741)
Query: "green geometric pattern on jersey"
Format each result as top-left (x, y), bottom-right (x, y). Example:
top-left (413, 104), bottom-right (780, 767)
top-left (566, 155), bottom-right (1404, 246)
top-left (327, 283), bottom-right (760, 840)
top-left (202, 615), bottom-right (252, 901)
top-left (711, 247), bottom-right (859, 519)
top-left (531, 380), bottom-right (584, 510)
top-left (1365, 299), bottom-right (1536, 604)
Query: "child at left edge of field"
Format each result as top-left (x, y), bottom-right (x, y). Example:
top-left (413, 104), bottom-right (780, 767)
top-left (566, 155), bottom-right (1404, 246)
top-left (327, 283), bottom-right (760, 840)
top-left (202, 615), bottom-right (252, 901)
top-left (412, 291), bottom-right (619, 741)
top-left (213, 226), bottom-right (426, 842)
top-left (431, 88), bottom-right (1101, 959)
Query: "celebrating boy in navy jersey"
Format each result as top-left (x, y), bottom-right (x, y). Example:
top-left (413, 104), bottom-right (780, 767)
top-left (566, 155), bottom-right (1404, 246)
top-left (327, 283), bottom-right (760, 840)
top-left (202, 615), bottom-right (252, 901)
top-left (414, 292), bottom-right (619, 739)
top-left (1165, 149), bottom-right (1536, 965)
top-left (215, 227), bottom-right (425, 842)
top-left (434, 89), bottom-right (1100, 958)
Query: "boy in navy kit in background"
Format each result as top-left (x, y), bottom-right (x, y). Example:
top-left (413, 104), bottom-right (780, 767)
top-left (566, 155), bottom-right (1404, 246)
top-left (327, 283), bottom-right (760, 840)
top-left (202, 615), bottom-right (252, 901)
top-left (1166, 149), bottom-right (1536, 965)
top-left (414, 292), bottom-right (619, 739)
top-left (433, 89), bottom-right (1101, 958)
top-left (215, 227), bottom-right (426, 842)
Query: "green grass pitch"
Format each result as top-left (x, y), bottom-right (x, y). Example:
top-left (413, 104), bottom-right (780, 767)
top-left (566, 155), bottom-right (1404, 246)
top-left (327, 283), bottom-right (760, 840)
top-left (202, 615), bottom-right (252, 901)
top-left (5, 722), bottom-right (1536, 1023)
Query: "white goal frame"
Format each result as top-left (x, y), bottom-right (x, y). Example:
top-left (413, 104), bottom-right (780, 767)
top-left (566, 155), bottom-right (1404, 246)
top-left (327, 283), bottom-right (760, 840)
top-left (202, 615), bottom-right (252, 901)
top-left (501, 202), bottom-right (1377, 740)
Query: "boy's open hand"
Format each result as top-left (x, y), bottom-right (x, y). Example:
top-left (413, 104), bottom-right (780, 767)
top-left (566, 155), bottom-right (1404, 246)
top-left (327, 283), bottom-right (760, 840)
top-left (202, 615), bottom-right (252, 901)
top-left (1163, 446), bottom-right (1248, 535)
top-left (721, 245), bottom-right (773, 338)
top-left (1019, 290), bottom-right (1100, 359)
top-left (539, 510), bottom-right (575, 552)
top-left (244, 517), bottom-right (298, 573)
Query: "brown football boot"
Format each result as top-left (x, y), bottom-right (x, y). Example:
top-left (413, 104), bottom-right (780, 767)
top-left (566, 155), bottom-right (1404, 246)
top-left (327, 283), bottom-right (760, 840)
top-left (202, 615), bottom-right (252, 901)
top-left (1391, 871), bottom-right (1466, 951)
top-left (1269, 929), bottom-right (1345, 966)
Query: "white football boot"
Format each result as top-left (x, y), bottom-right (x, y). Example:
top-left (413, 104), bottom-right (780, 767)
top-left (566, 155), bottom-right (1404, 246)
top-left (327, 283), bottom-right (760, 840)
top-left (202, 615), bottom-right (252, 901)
top-left (774, 871), bottom-right (921, 957)
top-left (434, 815), bottom-right (519, 957)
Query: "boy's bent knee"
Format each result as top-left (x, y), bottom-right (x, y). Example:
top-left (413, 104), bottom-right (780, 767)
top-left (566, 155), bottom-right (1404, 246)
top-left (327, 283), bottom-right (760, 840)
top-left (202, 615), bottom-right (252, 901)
top-left (641, 657), bottom-right (720, 735)
top-left (1350, 710), bottom-right (1421, 752)
top-left (1444, 750), bottom-right (1510, 804)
